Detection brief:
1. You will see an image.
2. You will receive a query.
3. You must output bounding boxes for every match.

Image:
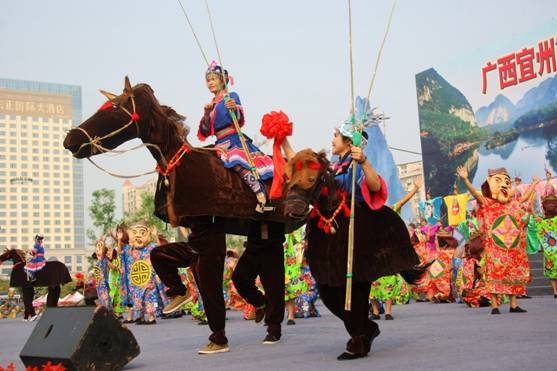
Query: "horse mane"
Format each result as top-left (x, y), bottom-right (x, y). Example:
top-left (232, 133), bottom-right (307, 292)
top-left (4, 248), bottom-right (25, 262)
top-left (315, 151), bottom-right (343, 211)
top-left (134, 84), bottom-right (191, 150)
top-left (161, 105), bottom-right (190, 140)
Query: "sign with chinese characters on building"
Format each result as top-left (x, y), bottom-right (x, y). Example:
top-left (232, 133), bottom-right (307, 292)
top-left (0, 88), bottom-right (72, 119)
top-left (415, 30), bottom-right (557, 200)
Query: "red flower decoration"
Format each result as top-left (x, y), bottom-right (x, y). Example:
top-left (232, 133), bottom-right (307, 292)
top-left (131, 112), bottom-right (140, 122)
top-left (259, 110), bottom-right (293, 199)
top-left (260, 111), bottom-right (293, 141)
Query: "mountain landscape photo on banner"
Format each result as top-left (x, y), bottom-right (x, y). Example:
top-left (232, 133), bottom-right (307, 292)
top-left (417, 66), bottom-right (557, 197)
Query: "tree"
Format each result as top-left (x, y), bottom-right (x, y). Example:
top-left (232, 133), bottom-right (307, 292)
top-left (86, 189), bottom-right (117, 245)
top-left (124, 192), bottom-right (176, 240)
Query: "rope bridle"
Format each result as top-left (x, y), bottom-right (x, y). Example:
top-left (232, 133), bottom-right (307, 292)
top-left (72, 93), bottom-right (219, 183)
top-left (74, 95), bottom-right (171, 179)
top-left (285, 160), bottom-right (350, 234)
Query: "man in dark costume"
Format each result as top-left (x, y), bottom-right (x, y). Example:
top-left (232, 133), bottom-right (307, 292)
top-left (151, 217), bottom-right (229, 354)
top-left (281, 119), bottom-right (421, 360)
top-left (232, 220), bottom-right (285, 344)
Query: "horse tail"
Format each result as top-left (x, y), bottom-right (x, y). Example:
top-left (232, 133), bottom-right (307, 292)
top-left (400, 260), bottom-right (434, 285)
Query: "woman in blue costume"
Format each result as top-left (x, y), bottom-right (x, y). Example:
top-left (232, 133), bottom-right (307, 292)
top-left (94, 237), bottom-right (111, 309)
top-left (24, 234), bottom-right (47, 282)
top-left (197, 62), bottom-right (274, 212)
top-left (118, 221), bottom-right (168, 325)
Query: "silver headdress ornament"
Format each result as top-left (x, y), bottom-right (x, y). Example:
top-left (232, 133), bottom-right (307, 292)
top-left (335, 96), bottom-right (388, 146)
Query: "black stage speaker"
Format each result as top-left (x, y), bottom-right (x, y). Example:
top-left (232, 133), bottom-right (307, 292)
top-left (20, 306), bottom-right (140, 371)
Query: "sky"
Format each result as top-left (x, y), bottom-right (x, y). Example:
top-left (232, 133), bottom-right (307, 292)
top-left (437, 19), bottom-right (557, 111)
top-left (1, 0), bottom-right (556, 231)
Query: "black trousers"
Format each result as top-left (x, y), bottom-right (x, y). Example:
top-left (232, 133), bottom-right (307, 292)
top-left (318, 281), bottom-right (378, 354)
top-left (232, 221), bottom-right (285, 338)
top-left (22, 287), bottom-right (36, 318)
top-left (21, 286), bottom-right (61, 318)
top-left (151, 217), bottom-right (227, 345)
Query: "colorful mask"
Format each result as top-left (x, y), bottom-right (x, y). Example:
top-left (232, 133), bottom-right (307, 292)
top-left (485, 168), bottom-right (512, 204)
top-left (542, 195), bottom-right (557, 218)
top-left (94, 238), bottom-right (106, 258)
top-left (127, 221), bottom-right (151, 248)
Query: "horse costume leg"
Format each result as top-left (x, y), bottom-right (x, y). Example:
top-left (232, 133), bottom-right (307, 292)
top-left (233, 221), bottom-right (285, 339)
top-left (189, 217), bottom-right (227, 346)
top-left (22, 286), bottom-right (36, 318)
top-left (232, 248), bottom-right (265, 309)
top-left (257, 245), bottom-right (285, 339)
top-left (318, 282), bottom-right (379, 357)
top-left (47, 286), bottom-right (61, 307)
top-left (151, 242), bottom-right (196, 298)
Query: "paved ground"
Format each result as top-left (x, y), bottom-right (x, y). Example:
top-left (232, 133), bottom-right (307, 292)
top-left (1, 296), bottom-right (556, 371)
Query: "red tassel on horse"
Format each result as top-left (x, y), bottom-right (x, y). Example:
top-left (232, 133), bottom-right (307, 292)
top-left (260, 111), bottom-right (293, 199)
top-left (343, 204), bottom-right (351, 217)
top-left (309, 207), bottom-right (318, 219)
top-left (317, 218), bottom-right (324, 229)
top-left (98, 101), bottom-right (112, 111)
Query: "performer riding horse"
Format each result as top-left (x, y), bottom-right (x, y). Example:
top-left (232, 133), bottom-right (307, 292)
top-left (0, 248), bottom-right (72, 320)
top-left (63, 77), bottom-right (300, 354)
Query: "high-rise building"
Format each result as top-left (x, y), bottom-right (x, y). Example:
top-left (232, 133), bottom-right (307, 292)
top-left (397, 160), bottom-right (425, 221)
top-left (0, 78), bottom-right (86, 277)
top-left (122, 177), bottom-right (158, 216)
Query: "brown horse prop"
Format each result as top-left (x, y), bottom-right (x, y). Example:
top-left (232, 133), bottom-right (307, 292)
top-left (282, 149), bottom-right (423, 287)
top-left (63, 77), bottom-right (298, 234)
top-left (0, 249), bottom-right (72, 318)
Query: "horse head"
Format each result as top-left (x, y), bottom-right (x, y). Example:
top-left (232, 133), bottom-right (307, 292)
top-left (283, 149), bottom-right (340, 220)
top-left (0, 248), bottom-right (25, 264)
top-left (63, 76), bottom-right (189, 164)
top-left (0, 248), bottom-right (9, 263)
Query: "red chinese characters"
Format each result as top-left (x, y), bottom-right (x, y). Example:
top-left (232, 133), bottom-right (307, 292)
top-left (516, 47), bottom-right (536, 83)
top-left (482, 37), bottom-right (557, 94)
top-left (536, 38), bottom-right (556, 76)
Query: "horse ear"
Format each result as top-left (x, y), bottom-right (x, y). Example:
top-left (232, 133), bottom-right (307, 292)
top-left (99, 89), bottom-right (118, 102)
top-left (317, 150), bottom-right (330, 168)
top-left (124, 76), bottom-right (133, 96)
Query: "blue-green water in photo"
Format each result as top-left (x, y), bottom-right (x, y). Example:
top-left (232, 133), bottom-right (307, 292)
top-left (470, 126), bottom-right (557, 187)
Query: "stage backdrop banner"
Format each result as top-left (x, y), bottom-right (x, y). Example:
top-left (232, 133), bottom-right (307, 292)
top-left (416, 29), bottom-right (557, 198)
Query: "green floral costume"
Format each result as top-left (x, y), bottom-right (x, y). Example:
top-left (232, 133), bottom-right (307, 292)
top-left (108, 256), bottom-right (123, 315)
top-left (370, 204), bottom-right (408, 303)
top-left (284, 229), bottom-right (307, 302)
top-left (525, 215), bottom-right (540, 255)
top-left (535, 216), bottom-right (557, 279)
top-left (370, 275), bottom-right (401, 301)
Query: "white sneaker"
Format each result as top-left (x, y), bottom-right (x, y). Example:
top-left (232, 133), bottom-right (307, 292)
top-left (28, 314), bottom-right (39, 322)
top-left (22, 317), bottom-right (29, 322)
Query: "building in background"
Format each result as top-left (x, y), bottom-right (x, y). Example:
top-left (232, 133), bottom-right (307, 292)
top-left (397, 160), bottom-right (425, 221)
top-left (0, 78), bottom-right (85, 277)
top-left (122, 177), bottom-right (158, 215)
